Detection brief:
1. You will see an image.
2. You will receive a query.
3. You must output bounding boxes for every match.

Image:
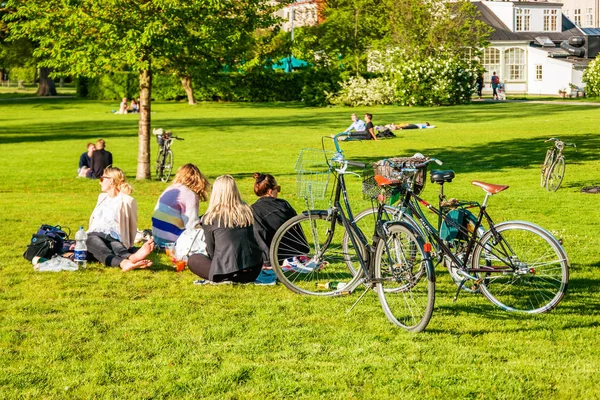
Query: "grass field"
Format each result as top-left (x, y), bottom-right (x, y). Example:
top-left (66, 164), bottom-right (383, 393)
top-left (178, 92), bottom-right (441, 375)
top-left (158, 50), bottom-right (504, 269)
top-left (1, 98), bottom-right (599, 399)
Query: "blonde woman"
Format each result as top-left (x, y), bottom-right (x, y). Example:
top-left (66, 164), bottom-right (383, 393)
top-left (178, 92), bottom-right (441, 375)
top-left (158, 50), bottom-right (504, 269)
top-left (152, 163), bottom-right (210, 246)
top-left (87, 167), bottom-right (155, 271)
top-left (188, 175), bottom-right (262, 283)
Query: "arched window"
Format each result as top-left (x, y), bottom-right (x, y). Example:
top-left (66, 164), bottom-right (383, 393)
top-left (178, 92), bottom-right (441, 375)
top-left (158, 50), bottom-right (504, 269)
top-left (504, 48), bottom-right (525, 81)
top-left (483, 48), bottom-right (501, 82)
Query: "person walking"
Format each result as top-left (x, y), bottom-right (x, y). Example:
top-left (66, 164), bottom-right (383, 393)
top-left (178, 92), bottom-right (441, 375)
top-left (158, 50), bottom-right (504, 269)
top-left (476, 73), bottom-right (484, 100)
top-left (491, 72), bottom-right (500, 100)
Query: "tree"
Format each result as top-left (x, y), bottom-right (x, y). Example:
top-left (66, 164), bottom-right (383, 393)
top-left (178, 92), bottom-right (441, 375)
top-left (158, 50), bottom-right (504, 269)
top-left (5, 0), bottom-right (278, 179)
top-left (386, 0), bottom-right (491, 59)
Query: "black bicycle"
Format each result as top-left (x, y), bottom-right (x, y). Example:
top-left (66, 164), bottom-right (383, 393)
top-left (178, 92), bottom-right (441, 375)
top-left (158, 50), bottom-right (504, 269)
top-left (269, 134), bottom-right (436, 332)
top-left (153, 128), bottom-right (184, 182)
top-left (351, 160), bottom-right (569, 314)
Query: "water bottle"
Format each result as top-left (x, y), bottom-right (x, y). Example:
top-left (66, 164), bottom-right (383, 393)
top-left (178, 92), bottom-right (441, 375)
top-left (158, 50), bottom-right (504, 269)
top-left (74, 226), bottom-right (88, 269)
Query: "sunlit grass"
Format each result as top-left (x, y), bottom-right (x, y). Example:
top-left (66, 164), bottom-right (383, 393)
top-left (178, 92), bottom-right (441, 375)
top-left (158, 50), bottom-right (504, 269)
top-left (0, 98), bottom-right (599, 398)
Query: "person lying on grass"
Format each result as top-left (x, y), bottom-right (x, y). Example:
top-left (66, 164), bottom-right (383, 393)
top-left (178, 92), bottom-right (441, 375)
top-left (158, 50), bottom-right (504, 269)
top-left (86, 167), bottom-right (155, 271)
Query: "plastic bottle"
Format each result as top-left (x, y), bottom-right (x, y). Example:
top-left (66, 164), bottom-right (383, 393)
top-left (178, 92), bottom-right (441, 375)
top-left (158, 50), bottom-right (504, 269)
top-left (34, 256), bottom-right (78, 272)
top-left (74, 226), bottom-right (88, 269)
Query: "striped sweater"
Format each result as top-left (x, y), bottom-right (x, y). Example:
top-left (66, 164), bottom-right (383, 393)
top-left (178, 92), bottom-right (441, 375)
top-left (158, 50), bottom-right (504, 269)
top-left (151, 183), bottom-right (200, 244)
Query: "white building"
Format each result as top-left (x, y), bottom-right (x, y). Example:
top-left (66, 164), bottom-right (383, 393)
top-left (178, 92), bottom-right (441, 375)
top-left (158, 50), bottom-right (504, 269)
top-left (549, 0), bottom-right (599, 28)
top-left (474, 0), bottom-right (600, 95)
top-left (274, 0), bottom-right (319, 32)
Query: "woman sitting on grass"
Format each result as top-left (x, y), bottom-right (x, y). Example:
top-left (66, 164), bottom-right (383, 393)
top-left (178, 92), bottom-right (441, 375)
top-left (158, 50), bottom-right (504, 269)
top-left (86, 167), bottom-right (155, 271)
top-left (187, 175), bottom-right (262, 283)
top-left (151, 163), bottom-right (210, 247)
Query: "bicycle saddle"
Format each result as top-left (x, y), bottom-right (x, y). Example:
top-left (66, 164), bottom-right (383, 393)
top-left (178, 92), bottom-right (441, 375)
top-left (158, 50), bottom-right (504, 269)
top-left (471, 181), bottom-right (509, 194)
top-left (430, 170), bottom-right (455, 184)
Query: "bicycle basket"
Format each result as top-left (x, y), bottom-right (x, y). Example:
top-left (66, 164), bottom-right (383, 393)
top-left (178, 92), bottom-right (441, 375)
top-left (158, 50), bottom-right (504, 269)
top-left (362, 175), bottom-right (394, 200)
top-left (372, 156), bottom-right (428, 195)
top-left (294, 149), bottom-right (334, 200)
top-left (155, 135), bottom-right (165, 147)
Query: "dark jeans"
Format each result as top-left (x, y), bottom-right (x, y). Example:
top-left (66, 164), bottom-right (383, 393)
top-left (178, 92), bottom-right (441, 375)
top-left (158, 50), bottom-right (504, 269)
top-left (188, 254), bottom-right (261, 283)
top-left (87, 232), bottom-right (131, 267)
top-left (347, 130), bottom-right (372, 140)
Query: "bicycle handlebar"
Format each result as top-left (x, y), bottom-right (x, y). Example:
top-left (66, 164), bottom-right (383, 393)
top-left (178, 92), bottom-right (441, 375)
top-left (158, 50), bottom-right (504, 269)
top-left (545, 138), bottom-right (575, 148)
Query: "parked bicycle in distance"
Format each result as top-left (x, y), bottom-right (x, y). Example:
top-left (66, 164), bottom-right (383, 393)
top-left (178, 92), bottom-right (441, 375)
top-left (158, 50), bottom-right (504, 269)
top-left (153, 128), bottom-right (184, 182)
top-left (541, 138), bottom-right (576, 192)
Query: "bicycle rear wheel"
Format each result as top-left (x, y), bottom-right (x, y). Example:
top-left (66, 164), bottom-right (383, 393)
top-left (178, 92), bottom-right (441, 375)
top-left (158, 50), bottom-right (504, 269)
top-left (270, 212), bottom-right (365, 296)
top-left (161, 150), bottom-right (174, 182)
top-left (375, 222), bottom-right (435, 332)
top-left (155, 149), bottom-right (165, 181)
top-left (473, 222), bottom-right (568, 313)
top-left (546, 157), bottom-right (565, 192)
top-left (540, 149), bottom-right (553, 188)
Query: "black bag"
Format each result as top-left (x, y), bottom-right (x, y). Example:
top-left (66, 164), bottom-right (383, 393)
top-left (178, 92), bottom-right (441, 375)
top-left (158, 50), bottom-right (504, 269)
top-left (376, 129), bottom-right (396, 139)
top-left (23, 225), bottom-right (70, 262)
top-left (23, 235), bottom-right (61, 261)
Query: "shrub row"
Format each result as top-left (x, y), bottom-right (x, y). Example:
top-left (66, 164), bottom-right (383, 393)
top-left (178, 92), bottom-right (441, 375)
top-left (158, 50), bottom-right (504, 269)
top-left (77, 69), bottom-right (342, 106)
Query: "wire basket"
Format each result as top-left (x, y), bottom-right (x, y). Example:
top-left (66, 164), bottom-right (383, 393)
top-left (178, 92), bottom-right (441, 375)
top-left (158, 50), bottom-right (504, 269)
top-left (362, 176), bottom-right (394, 200)
top-left (372, 156), bottom-right (428, 195)
top-left (294, 149), bottom-right (334, 200)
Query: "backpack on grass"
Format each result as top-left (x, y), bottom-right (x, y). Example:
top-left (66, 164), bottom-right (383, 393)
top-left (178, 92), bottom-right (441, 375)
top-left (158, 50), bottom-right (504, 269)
top-left (23, 225), bottom-right (70, 262)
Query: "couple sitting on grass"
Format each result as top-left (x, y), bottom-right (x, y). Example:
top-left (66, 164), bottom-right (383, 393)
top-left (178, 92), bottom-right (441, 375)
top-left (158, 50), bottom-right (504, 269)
top-left (88, 164), bottom-right (296, 284)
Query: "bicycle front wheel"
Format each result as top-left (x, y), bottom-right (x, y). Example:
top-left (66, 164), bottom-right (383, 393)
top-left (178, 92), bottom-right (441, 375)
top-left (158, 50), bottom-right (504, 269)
top-left (540, 149), bottom-right (553, 188)
top-left (270, 212), bottom-right (365, 296)
top-left (546, 157), bottom-right (565, 192)
top-left (155, 149), bottom-right (165, 180)
top-left (161, 150), bottom-right (174, 182)
top-left (375, 222), bottom-right (435, 332)
top-left (473, 222), bottom-right (568, 313)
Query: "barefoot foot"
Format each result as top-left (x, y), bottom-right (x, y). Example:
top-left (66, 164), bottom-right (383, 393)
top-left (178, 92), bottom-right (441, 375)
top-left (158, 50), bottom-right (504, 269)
top-left (120, 259), bottom-right (153, 272)
top-left (129, 238), bottom-right (155, 263)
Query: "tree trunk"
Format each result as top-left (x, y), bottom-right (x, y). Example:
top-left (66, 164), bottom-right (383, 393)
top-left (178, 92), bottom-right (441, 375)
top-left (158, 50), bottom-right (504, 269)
top-left (180, 75), bottom-right (196, 105)
top-left (137, 68), bottom-right (152, 180)
top-left (36, 67), bottom-right (57, 96)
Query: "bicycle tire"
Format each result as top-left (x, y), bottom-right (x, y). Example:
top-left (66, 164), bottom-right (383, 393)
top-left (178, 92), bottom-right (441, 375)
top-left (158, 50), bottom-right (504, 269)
top-left (374, 222), bottom-right (435, 332)
top-left (270, 212), bottom-right (365, 296)
top-left (546, 156), bottom-right (565, 192)
top-left (472, 221), bottom-right (568, 313)
top-left (540, 149), bottom-right (553, 188)
top-left (155, 149), bottom-right (165, 181)
top-left (161, 150), bottom-right (174, 183)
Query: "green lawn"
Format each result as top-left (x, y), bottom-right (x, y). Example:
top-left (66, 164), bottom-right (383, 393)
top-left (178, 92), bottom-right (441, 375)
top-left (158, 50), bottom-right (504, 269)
top-left (0, 98), bottom-right (599, 399)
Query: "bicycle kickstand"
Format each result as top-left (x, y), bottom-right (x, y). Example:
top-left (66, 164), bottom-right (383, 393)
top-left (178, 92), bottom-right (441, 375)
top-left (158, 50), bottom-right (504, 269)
top-left (453, 279), bottom-right (468, 303)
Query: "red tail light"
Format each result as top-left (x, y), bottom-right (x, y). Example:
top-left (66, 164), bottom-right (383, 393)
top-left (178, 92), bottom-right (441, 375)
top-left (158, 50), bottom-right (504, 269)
top-left (423, 243), bottom-right (432, 253)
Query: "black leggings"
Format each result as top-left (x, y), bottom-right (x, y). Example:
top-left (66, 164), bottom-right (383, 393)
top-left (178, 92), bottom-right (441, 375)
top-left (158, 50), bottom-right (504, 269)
top-left (86, 232), bottom-right (131, 267)
top-left (188, 254), bottom-right (261, 283)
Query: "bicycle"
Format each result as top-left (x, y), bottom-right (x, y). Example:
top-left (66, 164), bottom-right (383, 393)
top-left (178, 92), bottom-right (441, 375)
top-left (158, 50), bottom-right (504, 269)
top-left (269, 134), bottom-right (436, 332)
top-left (541, 137), bottom-right (576, 192)
top-left (353, 161), bottom-right (569, 313)
top-left (153, 128), bottom-right (184, 182)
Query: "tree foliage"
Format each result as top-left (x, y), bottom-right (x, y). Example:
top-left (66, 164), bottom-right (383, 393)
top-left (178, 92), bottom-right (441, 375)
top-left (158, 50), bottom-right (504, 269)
top-left (4, 0), bottom-right (277, 178)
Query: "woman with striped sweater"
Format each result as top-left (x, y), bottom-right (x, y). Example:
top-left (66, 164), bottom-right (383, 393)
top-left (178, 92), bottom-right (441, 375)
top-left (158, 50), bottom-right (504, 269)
top-left (151, 164), bottom-right (210, 246)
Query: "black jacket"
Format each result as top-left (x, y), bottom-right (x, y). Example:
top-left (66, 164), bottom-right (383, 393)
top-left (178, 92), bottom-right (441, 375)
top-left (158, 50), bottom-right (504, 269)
top-left (251, 197), bottom-right (298, 266)
top-left (90, 149), bottom-right (113, 178)
top-left (202, 220), bottom-right (262, 280)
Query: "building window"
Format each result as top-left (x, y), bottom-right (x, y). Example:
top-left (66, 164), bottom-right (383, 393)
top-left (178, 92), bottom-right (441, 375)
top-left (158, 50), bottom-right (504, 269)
top-left (544, 9), bottom-right (558, 31)
top-left (504, 48), bottom-right (525, 81)
top-left (536, 65), bottom-right (543, 81)
top-left (564, 9), bottom-right (569, 17)
top-left (574, 9), bottom-right (581, 26)
top-left (483, 48), bottom-right (501, 82)
top-left (586, 8), bottom-right (593, 26)
top-left (516, 8), bottom-right (530, 31)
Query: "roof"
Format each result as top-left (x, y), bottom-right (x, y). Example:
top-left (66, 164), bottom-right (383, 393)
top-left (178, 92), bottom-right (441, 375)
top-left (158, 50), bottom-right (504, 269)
top-left (473, 2), bottom-right (582, 42)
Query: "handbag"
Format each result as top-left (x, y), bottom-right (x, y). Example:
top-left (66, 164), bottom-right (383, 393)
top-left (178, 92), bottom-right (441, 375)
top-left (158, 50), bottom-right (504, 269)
top-left (174, 228), bottom-right (207, 260)
top-left (23, 225), bottom-right (71, 262)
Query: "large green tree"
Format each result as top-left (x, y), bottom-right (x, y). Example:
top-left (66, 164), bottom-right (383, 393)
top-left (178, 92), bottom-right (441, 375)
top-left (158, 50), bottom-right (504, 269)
top-left (5, 0), bottom-right (277, 179)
